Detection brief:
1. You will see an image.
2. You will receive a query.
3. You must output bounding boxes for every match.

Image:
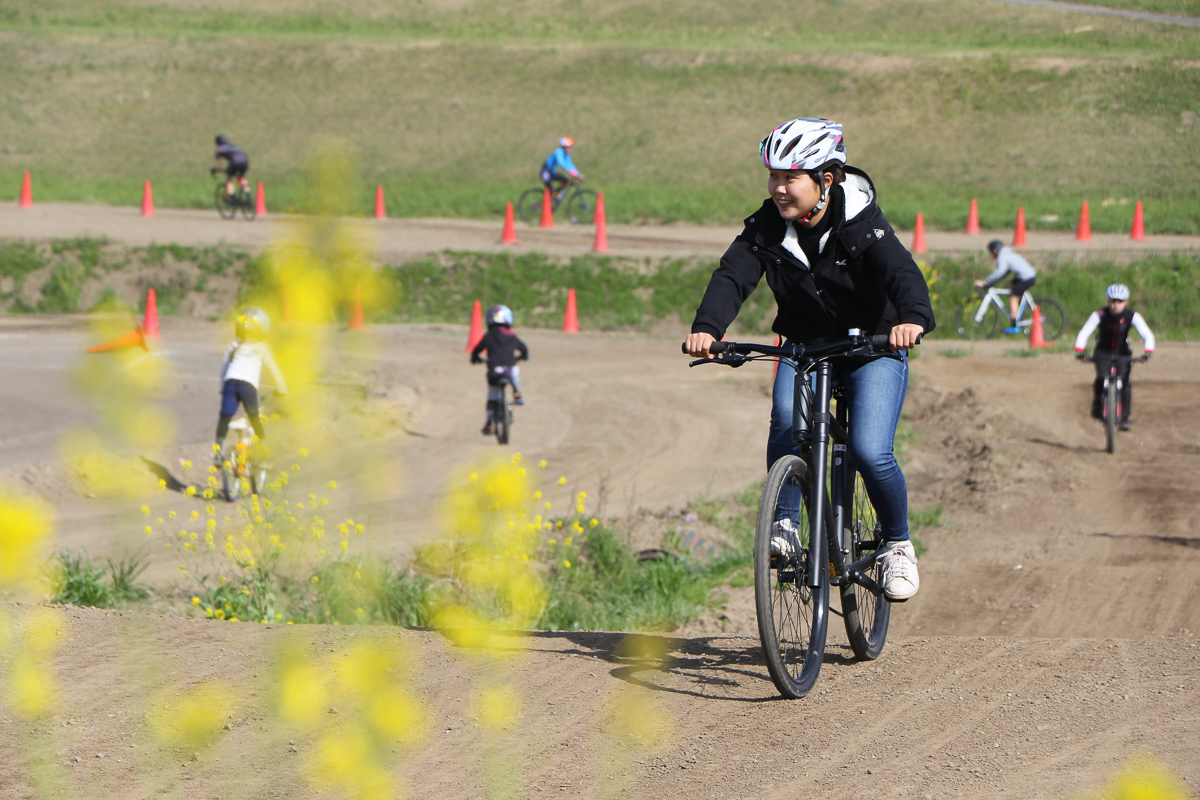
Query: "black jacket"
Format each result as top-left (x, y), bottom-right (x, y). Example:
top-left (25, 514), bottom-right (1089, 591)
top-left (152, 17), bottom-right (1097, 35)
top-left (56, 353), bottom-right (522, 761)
top-left (471, 326), bottom-right (529, 368)
top-left (691, 167), bottom-right (935, 345)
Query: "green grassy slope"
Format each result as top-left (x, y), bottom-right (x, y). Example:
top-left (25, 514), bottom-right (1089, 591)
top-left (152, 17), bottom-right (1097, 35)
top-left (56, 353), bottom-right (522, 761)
top-left (1, 0), bottom-right (1198, 230)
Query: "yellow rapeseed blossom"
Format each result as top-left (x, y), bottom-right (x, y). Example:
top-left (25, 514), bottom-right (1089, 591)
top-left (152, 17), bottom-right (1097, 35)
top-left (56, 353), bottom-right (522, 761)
top-left (479, 685), bottom-right (520, 731)
top-left (9, 653), bottom-right (56, 717)
top-left (0, 492), bottom-right (53, 590)
top-left (149, 682), bottom-right (234, 750)
top-left (1098, 756), bottom-right (1190, 800)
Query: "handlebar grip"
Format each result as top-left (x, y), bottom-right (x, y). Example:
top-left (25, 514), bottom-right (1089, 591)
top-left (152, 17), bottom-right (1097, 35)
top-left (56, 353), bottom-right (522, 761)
top-left (709, 341), bottom-right (733, 355)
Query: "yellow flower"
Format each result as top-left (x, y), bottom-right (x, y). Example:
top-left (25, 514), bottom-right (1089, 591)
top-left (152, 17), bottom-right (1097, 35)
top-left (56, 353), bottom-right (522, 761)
top-left (311, 575), bottom-right (320, 584)
top-left (140, 505), bottom-right (150, 516)
top-left (557, 476), bottom-right (567, 485)
top-left (182, 460), bottom-right (192, 470)
top-left (191, 597), bottom-right (201, 606)
top-left (562, 560), bottom-right (572, 569)
top-left (564, 537), bottom-right (573, 546)
top-left (185, 486), bottom-right (197, 497)
top-left (538, 460), bottom-right (547, 469)
top-left (168, 510), bottom-right (177, 520)
top-left (340, 541), bottom-right (349, 552)
top-left (590, 518), bottom-right (599, 527)
top-left (327, 480), bottom-right (337, 490)
top-left (144, 525), bottom-right (153, 535)
top-left (158, 479), bottom-right (167, 490)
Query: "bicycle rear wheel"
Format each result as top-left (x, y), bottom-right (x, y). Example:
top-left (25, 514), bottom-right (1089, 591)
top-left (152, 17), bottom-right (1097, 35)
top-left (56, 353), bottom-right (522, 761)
top-left (1105, 379), bottom-right (1117, 453)
top-left (493, 386), bottom-right (510, 445)
top-left (954, 301), bottom-right (999, 340)
top-left (517, 188), bottom-right (544, 224)
top-left (238, 185), bottom-right (256, 221)
top-left (1032, 297), bottom-right (1065, 340)
top-left (754, 455), bottom-right (829, 699)
top-left (566, 188), bottom-right (599, 224)
top-left (840, 471), bottom-right (891, 660)
top-left (215, 184), bottom-right (237, 220)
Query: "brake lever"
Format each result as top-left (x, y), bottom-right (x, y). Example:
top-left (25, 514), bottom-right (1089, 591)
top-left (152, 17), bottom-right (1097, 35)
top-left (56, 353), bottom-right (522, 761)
top-left (689, 354), bottom-right (747, 368)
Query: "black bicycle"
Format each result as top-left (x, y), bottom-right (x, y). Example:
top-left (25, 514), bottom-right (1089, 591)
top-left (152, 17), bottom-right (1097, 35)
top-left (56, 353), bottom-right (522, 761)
top-left (488, 378), bottom-right (515, 445)
top-left (516, 179), bottom-right (598, 225)
top-left (212, 173), bottom-right (256, 221)
top-left (688, 331), bottom-right (901, 698)
top-left (1084, 353), bottom-right (1144, 454)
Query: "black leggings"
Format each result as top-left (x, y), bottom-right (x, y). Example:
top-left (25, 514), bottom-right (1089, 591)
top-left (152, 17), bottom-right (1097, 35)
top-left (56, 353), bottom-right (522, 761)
top-left (216, 379), bottom-right (265, 444)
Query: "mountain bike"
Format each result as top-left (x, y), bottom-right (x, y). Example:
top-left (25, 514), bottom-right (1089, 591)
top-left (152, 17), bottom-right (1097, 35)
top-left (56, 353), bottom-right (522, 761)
top-left (955, 286), bottom-right (1065, 341)
top-left (1084, 353), bottom-right (1143, 454)
top-left (218, 396), bottom-right (271, 501)
top-left (212, 172), bottom-right (256, 221)
top-left (516, 179), bottom-right (598, 225)
top-left (687, 330), bottom-right (899, 698)
top-left (486, 378), bottom-right (515, 445)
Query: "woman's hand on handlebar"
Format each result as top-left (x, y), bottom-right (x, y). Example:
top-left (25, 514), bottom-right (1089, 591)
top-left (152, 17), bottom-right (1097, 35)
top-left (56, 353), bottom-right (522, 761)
top-left (889, 323), bottom-right (924, 352)
top-left (683, 332), bottom-right (716, 358)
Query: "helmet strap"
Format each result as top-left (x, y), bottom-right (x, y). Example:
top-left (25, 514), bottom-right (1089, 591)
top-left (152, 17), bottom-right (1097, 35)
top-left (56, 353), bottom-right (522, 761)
top-left (797, 172), bottom-right (830, 225)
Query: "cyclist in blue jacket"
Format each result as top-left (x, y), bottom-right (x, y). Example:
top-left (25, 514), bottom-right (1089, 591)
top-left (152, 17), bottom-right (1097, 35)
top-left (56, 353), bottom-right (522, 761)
top-left (540, 137), bottom-right (584, 194)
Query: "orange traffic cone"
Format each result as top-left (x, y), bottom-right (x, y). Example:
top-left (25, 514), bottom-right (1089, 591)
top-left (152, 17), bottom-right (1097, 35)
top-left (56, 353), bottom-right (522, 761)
top-left (255, 182), bottom-right (266, 217)
top-left (500, 202), bottom-right (519, 245)
top-left (1012, 207), bottom-right (1027, 247)
top-left (912, 212), bottom-right (927, 254)
top-left (1029, 305), bottom-right (1050, 348)
top-left (539, 188), bottom-right (554, 228)
top-left (1076, 200), bottom-right (1091, 242)
top-left (18, 172), bottom-right (32, 208)
top-left (562, 288), bottom-right (579, 334)
top-left (87, 326), bottom-right (148, 354)
top-left (966, 197), bottom-right (980, 235)
top-left (1130, 200), bottom-right (1145, 241)
top-left (374, 184), bottom-right (386, 219)
top-left (347, 282), bottom-right (365, 330)
top-left (141, 180), bottom-right (154, 217)
top-left (593, 192), bottom-right (609, 254)
top-left (462, 300), bottom-right (484, 353)
top-left (280, 277), bottom-right (295, 323)
top-left (142, 288), bottom-right (159, 339)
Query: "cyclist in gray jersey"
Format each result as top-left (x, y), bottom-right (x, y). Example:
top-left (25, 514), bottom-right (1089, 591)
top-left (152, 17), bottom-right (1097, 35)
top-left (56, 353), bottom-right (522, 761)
top-left (975, 240), bottom-right (1037, 334)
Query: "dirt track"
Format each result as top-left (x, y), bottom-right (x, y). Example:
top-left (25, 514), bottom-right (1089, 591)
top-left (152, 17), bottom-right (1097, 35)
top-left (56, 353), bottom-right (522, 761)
top-left (1, 207), bottom-right (1199, 799)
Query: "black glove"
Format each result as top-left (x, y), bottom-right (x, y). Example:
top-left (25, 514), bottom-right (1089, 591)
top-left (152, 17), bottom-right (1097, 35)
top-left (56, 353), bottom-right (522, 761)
top-left (210, 167), bottom-right (218, 176)
top-left (1075, 351), bottom-right (1087, 361)
top-left (470, 354), bottom-right (482, 364)
top-left (1141, 353), bottom-right (1151, 363)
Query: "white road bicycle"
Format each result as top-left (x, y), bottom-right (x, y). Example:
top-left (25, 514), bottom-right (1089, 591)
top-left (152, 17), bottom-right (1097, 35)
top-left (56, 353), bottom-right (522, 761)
top-left (955, 286), bottom-right (1066, 341)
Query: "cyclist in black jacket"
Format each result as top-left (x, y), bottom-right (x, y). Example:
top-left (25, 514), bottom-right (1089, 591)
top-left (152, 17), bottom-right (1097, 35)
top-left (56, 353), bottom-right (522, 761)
top-left (683, 117), bottom-right (934, 601)
top-left (471, 304), bottom-right (529, 435)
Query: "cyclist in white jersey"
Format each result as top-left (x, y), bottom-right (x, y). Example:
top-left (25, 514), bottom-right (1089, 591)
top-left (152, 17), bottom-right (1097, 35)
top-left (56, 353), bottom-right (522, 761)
top-left (214, 307), bottom-right (287, 462)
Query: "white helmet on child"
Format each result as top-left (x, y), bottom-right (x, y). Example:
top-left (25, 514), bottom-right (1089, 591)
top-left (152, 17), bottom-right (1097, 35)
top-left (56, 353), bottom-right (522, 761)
top-left (236, 306), bottom-right (270, 340)
top-left (486, 304), bottom-right (513, 327)
top-left (1106, 283), bottom-right (1130, 301)
top-left (759, 118), bottom-right (846, 172)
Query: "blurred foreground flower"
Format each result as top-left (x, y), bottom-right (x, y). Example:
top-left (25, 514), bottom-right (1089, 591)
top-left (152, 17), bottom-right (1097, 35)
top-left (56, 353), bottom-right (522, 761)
top-left (1097, 756), bottom-right (1189, 800)
top-left (149, 681), bottom-right (235, 750)
top-left (0, 491), bottom-right (53, 591)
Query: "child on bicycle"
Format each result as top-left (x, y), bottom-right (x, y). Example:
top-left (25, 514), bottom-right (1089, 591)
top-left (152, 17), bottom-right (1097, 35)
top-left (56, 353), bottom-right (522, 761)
top-left (211, 135), bottom-right (250, 200)
top-left (540, 137), bottom-right (584, 194)
top-left (214, 307), bottom-right (287, 464)
top-left (683, 117), bottom-right (934, 601)
top-left (1074, 283), bottom-right (1155, 431)
top-left (470, 304), bottom-right (529, 436)
top-left (975, 240), bottom-right (1037, 334)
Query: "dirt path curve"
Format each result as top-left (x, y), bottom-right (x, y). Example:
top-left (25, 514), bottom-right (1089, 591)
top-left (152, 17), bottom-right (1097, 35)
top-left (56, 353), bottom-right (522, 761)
top-left (3, 202), bottom-right (1199, 261)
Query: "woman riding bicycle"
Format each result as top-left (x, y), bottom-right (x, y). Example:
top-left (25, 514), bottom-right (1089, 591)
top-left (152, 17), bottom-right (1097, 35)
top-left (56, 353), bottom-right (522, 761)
top-left (682, 117), bottom-right (934, 601)
top-left (1074, 283), bottom-right (1155, 431)
top-left (975, 240), bottom-right (1037, 334)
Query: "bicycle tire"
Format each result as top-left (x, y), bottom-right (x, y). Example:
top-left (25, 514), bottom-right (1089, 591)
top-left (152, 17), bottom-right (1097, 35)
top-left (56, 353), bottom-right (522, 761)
top-left (566, 188), bottom-right (599, 225)
top-left (238, 185), bottom-right (256, 221)
top-left (954, 300), bottom-right (999, 340)
top-left (517, 188), bottom-right (544, 225)
top-left (839, 471), bottom-right (891, 661)
top-left (215, 184), bottom-right (237, 220)
top-left (1032, 297), bottom-right (1066, 341)
top-left (1105, 379), bottom-right (1117, 453)
top-left (494, 387), bottom-right (509, 446)
top-left (754, 455), bottom-right (829, 699)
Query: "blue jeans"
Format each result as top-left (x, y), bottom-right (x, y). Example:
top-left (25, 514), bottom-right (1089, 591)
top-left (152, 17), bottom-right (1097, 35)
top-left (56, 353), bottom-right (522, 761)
top-left (768, 350), bottom-right (911, 542)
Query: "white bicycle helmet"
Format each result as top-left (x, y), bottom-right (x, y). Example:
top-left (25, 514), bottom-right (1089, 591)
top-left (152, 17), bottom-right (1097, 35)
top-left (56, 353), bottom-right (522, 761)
top-left (1106, 283), bottom-right (1130, 301)
top-left (486, 304), bottom-right (513, 327)
top-left (759, 118), bottom-right (846, 172)
top-left (236, 306), bottom-right (270, 340)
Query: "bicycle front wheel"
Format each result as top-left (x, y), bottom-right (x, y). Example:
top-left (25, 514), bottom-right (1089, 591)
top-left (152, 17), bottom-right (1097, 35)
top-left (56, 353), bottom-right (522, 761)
top-left (566, 188), bottom-right (599, 225)
top-left (517, 188), bottom-right (544, 225)
top-left (839, 471), bottom-right (891, 660)
top-left (1032, 298), bottom-right (1066, 341)
top-left (215, 184), bottom-right (236, 220)
top-left (754, 455), bottom-right (829, 699)
top-left (1105, 379), bottom-right (1117, 453)
top-left (954, 300), bottom-right (999, 340)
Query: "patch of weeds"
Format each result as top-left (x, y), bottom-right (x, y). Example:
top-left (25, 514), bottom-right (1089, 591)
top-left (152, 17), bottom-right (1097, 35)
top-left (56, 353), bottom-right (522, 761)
top-left (51, 550), bottom-right (151, 607)
top-left (894, 418), bottom-right (919, 464)
top-left (38, 262), bottom-right (86, 312)
top-left (909, 503), bottom-right (943, 533)
top-left (50, 237), bottom-right (104, 270)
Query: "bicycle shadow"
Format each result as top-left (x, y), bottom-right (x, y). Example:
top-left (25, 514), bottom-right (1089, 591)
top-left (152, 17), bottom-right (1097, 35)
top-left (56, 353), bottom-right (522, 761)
top-left (140, 457), bottom-right (200, 494)
top-left (436, 627), bottom-right (860, 702)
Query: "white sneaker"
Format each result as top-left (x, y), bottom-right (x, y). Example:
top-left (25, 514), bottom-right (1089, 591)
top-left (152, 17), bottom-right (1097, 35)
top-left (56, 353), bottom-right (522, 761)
top-left (770, 518), bottom-right (799, 560)
top-left (877, 540), bottom-right (919, 601)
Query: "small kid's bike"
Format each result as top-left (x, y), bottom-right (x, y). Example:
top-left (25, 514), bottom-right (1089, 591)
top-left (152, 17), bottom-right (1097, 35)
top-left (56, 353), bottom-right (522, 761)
top-left (955, 286), bottom-right (1065, 341)
top-left (218, 397), bottom-right (271, 501)
top-left (688, 330), bottom-right (901, 698)
top-left (516, 179), bottom-right (598, 225)
top-left (1083, 353), bottom-right (1144, 454)
top-left (212, 172), bottom-right (256, 221)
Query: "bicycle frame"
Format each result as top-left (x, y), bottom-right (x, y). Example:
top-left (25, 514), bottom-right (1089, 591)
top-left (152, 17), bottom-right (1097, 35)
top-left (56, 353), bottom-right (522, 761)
top-left (971, 286), bottom-right (1034, 325)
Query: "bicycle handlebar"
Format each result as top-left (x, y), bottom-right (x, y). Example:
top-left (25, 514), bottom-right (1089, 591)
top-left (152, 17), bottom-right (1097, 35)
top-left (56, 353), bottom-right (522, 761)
top-left (684, 332), bottom-right (899, 368)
